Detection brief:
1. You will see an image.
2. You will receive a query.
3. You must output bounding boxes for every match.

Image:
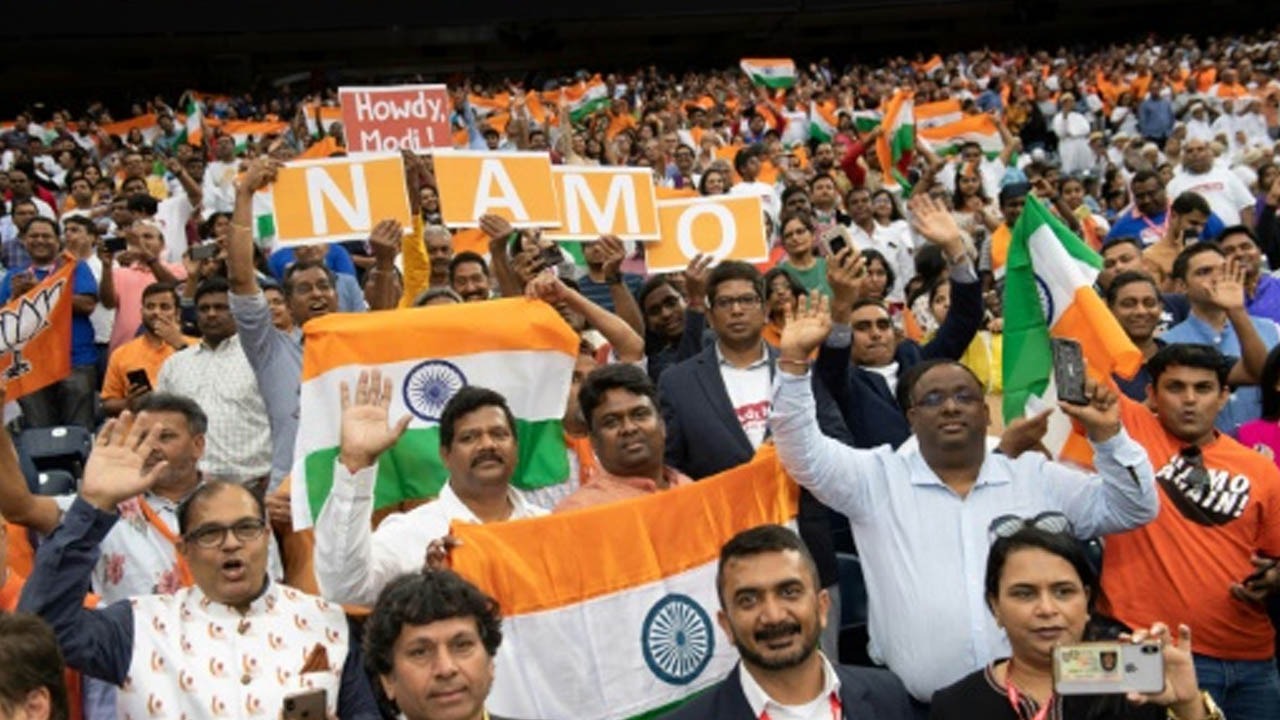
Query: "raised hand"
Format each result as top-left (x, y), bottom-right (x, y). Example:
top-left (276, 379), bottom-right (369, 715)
top-left (908, 192), bottom-right (965, 256)
top-left (525, 271), bottom-right (569, 304)
top-left (479, 213), bottom-right (515, 241)
top-left (826, 247), bottom-right (868, 309)
top-left (1208, 259), bottom-right (1247, 312)
top-left (1125, 624), bottom-right (1202, 712)
top-left (238, 157), bottom-right (281, 194)
top-left (80, 413), bottom-right (168, 512)
top-left (424, 534), bottom-right (462, 571)
top-left (1057, 377), bottom-right (1121, 442)
top-left (596, 235), bottom-right (627, 280)
top-left (338, 369), bottom-right (412, 473)
top-left (997, 408), bottom-right (1052, 458)
top-left (779, 291), bottom-right (832, 366)
top-left (683, 253), bottom-right (713, 309)
top-left (368, 219), bottom-right (404, 264)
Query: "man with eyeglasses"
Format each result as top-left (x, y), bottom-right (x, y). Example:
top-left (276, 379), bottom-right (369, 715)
top-left (19, 413), bottom-right (380, 719)
top-left (1098, 343), bottom-right (1280, 720)
top-left (771, 292), bottom-right (1158, 706)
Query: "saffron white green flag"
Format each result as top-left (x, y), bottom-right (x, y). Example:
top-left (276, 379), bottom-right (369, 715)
top-left (1002, 196), bottom-right (1142, 466)
top-left (808, 101), bottom-right (839, 142)
top-left (740, 58), bottom-right (796, 89)
top-left (180, 97), bottom-right (203, 146)
top-left (561, 74), bottom-right (611, 123)
top-left (920, 115), bottom-right (1005, 157)
top-left (877, 89), bottom-right (915, 190)
top-left (914, 99), bottom-right (963, 129)
top-left (452, 446), bottom-right (799, 720)
top-left (290, 299), bottom-right (579, 528)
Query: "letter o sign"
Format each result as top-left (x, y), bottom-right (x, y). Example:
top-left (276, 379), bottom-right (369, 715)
top-left (676, 204), bottom-right (736, 261)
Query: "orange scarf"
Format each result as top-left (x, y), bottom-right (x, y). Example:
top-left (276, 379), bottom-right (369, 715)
top-left (138, 498), bottom-right (195, 588)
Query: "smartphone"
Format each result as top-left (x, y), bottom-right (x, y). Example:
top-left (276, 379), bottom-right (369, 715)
top-left (126, 369), bottom-right (152, 392)
top-left (820, 226), bottom-right (852, 257)
top-left (1051, 337), bottom-right (1089, 406)
top-left (1053, 641), bottom-right (1164, 695)
top-left (281, 689), bottom-right (327, 720)
top-left (103, 236), bottom-right (127, 253)
top-left (539, 244), bottom-right (566, 269)
top-left (190, 243), bottom-right (218, 261)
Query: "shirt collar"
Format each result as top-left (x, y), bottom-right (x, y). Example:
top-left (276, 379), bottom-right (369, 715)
top-left (715, 341), bottom-right (770, 370)
top-left (592, 465), bottom-right (692, 493)
top-left (187, 579), bottom-right (279, 621)
top-left (438, 482), bottom-right (537, 523)
top-left (739, 653), bottom-right (842, 719)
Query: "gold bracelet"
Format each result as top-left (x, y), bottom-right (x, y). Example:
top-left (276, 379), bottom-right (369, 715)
top-left (777, 358), bottom-right (810, 371)
top-left (230, 222), bottom-right (252, 233)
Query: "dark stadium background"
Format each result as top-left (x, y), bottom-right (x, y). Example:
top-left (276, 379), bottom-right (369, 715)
top-left (0, 0), bottom-right (1275, 115)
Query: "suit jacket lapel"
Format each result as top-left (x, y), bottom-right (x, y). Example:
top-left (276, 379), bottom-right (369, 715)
top-left (694, 345), bottom-right (753, 453)
top-left (837, 667), bottom-right (875, 719)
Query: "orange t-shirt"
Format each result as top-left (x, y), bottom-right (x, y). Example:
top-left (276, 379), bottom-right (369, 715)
top-left (1099, 397), bottom-right (1280, 660)
top-left (101, 334), bottom-right (195, 401)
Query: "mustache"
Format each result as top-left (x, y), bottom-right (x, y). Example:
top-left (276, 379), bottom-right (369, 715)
top-left (754, 622), bottom-right (801, 643)
top-left (471, 451), bottom-right (504, 467)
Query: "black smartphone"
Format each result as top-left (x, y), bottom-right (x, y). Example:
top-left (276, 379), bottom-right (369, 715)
top-left (540, 244), bottom-right (566, 269)
top-left (126, 369), bottom-right (152, 392)
top-left (1051, 337), bottom-right (1089, 406)
top-left (103, 236), bottom-right (127, 253)
top-left (190, 243), bottom-right (218, 261)
top-left (281, 689), bottom-right (326, 720)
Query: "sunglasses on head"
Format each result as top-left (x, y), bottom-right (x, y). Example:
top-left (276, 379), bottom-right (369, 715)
top-left (987, 511), bottom-right (1072, 543)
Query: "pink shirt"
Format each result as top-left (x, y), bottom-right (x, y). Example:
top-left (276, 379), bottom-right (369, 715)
top-left (108, 261), bottom-right (188, 352)
top-left (553, 466), bottom-right (693, 513)
top-left (1237, 419), bottom-right (1280, 469)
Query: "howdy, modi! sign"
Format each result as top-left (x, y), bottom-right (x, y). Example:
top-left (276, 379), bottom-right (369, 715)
top-left (339, 84), bottom-right (451, 152)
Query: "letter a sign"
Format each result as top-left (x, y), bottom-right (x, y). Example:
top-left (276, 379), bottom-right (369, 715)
top-left (433, 151), bottom-right (560, 228)
top-left (271, 153), bottom-right (413, 246)
top-left (545, 167), bottom-right (660, 240)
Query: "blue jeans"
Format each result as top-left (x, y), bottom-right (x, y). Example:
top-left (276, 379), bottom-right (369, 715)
top-left (1193, 654), bottom-right (1280, 720)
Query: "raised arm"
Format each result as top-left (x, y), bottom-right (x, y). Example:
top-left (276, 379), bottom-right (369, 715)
top-left (363, 219), bottom-right (405, 311)
top-left (313, 369), bottom-right (412, 606)
top-left (165, 157), bottom-right (202, 207)
top-left (1214, 259), bottom-right (1268, 384)
top-left (479, 214), bottom-right (524, 298)
top-left (229, 158), bottom-right (280, 296)
top-left (0, 393), bottom-right (60, 534)
top-left (595, 235), bottom-right (645, 336)
top-left (1042, 379), bottom-right (1158, 537)
top-left (18, 413), bottom-right (174, 684)
top-left (772, 293), bottom-right (879, 522)
top-left (908, 194), bottom-right (984, 360)
top-left (525, 271), bottom-right (645, 363)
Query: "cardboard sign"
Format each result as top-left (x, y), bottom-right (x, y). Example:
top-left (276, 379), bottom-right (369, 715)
top-left (433, 151), bottom-right (559, 228)
top-left (271, 153), bottom-right (412, 246)
top-left (545, 167), bottom-right (660, 240)
top-left (646, 195), bottom-right (769, 273)
top-left (339, 84), bottom-right (452, 152)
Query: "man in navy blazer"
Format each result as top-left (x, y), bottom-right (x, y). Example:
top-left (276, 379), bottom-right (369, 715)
top-left (814, 200), bottom-right (986, 451)
top-left (661, 525), bottom-right (913, 720)
top-left (657, 260), bottom-right (853, 654)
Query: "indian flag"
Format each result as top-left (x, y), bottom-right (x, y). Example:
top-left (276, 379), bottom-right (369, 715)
top-left (876, 89), bottom-right (915, 189)
top-left (919, 114), bottom-right (1005, 157)
top-left (180, 97), bottom-right (203, 146)
top-left (452, 445), bottom-right (799, 720)
top-left (851, 110), bottom-right (882, 134)
top-left (1002, 196), bottom-right (1142, 466)
top-left (916, 54), bottom-right (944, 76)
top-left (563, 75), bottom-right (611, 124)
top-left (302, 103), bottom-right (344, 138)
top-left (220, 120), bottom-right (289, 153)
top-left (101, 114), bottom-right (163, 143)
top-left (914, 99), bottom-right (963, 129)
top-left (740, 58), bottom-right (796, 89)
top-left (808, 101), bottom-right (839, 142)
top-left (290, 299), bottom-right (579, 528)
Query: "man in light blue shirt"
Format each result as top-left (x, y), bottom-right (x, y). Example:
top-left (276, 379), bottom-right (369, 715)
top-left (1160, 242), bottom-right (1275, 435)
top-left (770, 299), bottom-right (1158, 703)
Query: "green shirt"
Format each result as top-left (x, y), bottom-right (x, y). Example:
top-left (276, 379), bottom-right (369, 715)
top-left (780, 257), bottom-right (832, 298)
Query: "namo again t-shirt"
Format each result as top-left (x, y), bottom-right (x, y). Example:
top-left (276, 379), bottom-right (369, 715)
top-left (1100, 396), bottom-right (1280, 660)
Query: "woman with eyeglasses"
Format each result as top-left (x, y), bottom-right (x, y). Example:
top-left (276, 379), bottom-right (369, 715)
top-left (930, 518), bottom-right (1218, 720)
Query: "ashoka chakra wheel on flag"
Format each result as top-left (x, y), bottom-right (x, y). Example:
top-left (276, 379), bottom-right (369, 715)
top-left (641, 593), bottom-right (714, 685)
top-left (402, 360), bottom-right (468, 422)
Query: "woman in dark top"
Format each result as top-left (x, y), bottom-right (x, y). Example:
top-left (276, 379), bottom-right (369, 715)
top-left (930, 518), bottom-right (1219, 720)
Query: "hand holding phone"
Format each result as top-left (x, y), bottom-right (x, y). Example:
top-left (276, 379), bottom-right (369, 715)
top-left (125, 369), bottom-right (153, 394)
top-left (1051, 338), bottom-right (1088, 406)
top-left (1053, 641), bottom-right (1164, 695)
top-left (281, 689), bottom-right (326, 720)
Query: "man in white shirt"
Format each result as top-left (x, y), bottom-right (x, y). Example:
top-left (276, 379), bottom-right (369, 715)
top-left (728, 144), bottom-right (781, 222)
top-left (201, 134), bottom-right (239, 215)
top-left (314, 371), bottom-right (546, 607)
top-left (770, 295), bottom-right (1158, 702)
top-left (156, 278), bottom-right (273, 485)
top-left (1167, 138), bottom-right (1255, 227)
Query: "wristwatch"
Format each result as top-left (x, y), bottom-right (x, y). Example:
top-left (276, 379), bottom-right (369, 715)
top-left (1166, 691), bottom-right (1222, 720)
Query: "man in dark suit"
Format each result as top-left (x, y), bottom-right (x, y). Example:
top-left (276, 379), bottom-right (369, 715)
top-left (661, 524), bottom-right (913, 720)
top-left (657, 260), bottom-right (851, 655)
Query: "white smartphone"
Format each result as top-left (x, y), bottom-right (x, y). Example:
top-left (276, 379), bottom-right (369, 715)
top-left (1053, 641), bottom-right (1164, 695)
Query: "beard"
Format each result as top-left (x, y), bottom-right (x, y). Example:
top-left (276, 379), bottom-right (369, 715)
top-left (731, 620), bottom-right (818, 671)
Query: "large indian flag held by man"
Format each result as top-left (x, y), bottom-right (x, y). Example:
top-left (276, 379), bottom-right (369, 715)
top-left (1003, 196), bottom-right (1142, 466)
top-left (291, 299), bottom-right (579, 528)
top-left (452, 445), bottom-right (798, 720)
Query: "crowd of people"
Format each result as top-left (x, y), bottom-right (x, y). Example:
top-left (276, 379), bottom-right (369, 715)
top-left (3, 26), bottom-right (1280, 720)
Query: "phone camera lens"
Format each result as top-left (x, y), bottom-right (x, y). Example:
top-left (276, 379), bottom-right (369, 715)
top-left (1141, 645), bottom-right (1159, 655)
top-left (285, 700), bottom-right (296, 711)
